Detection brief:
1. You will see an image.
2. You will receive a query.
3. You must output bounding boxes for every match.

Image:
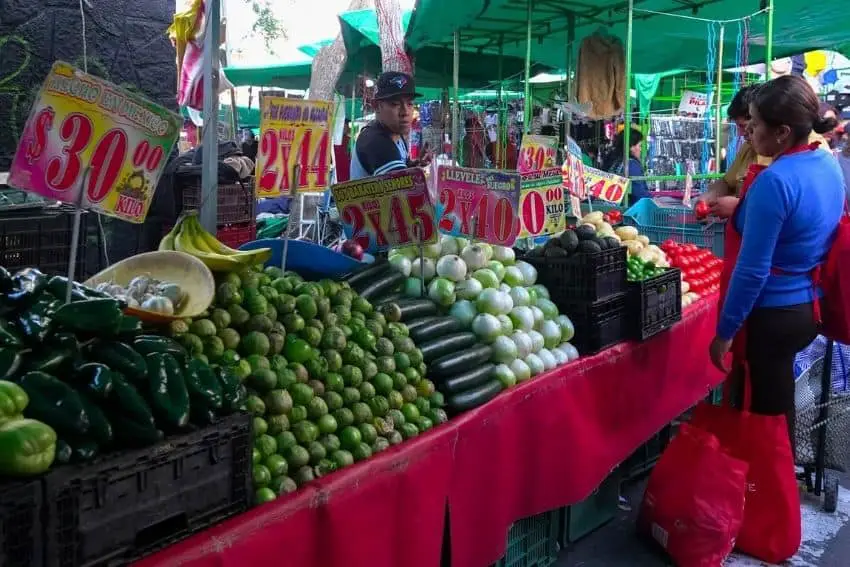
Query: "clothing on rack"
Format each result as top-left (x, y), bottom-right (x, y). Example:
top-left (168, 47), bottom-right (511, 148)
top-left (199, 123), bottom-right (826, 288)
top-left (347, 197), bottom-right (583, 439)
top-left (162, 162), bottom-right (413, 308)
top-left (576, 33), bottom-right (626, 119)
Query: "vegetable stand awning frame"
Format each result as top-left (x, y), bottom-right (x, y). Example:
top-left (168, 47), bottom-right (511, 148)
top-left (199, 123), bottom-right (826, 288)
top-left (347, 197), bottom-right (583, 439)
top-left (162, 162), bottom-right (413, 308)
top-left (406, 0), bottom-right (850, 73)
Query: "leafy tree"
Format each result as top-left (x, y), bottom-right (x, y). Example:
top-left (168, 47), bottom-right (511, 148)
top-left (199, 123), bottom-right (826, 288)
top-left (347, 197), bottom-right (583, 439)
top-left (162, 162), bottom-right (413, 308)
top-left (246, 0), bottom-right (286, 50)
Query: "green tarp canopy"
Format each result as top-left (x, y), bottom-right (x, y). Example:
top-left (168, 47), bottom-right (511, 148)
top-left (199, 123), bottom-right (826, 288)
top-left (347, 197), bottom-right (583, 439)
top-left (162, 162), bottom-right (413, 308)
top-left (298, 40), bottom-right (334, 58)
top-left (223, 60), bottom-right (313, 89)
top-left (340, 8), bottom-right (550, 87)
top-left (406, 0), bottom-right (850, 74)
top-left (180, 105), bottom-right (262, 127)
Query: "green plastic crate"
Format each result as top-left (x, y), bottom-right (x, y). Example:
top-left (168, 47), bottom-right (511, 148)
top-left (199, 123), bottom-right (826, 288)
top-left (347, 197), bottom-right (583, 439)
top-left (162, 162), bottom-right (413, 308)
top-left (623, 425), bottom-right (672, 480)
top-left (493, 510), bottom-right (560, 567)
top-left (561, 469), bottom-right (621, 545)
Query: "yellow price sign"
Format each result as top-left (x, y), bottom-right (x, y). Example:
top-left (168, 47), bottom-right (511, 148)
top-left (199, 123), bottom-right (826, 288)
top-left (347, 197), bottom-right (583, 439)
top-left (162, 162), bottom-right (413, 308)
top-left (583, 164), bottom-right (630, 205)
top-left (256, 97), bottom-right (334, 196)
top-left (8, 61), bottom-right (181, 223)
top-left (518, 168), bottom-right (566, 238)
top-left (518, 134), bottom-right (558, 173)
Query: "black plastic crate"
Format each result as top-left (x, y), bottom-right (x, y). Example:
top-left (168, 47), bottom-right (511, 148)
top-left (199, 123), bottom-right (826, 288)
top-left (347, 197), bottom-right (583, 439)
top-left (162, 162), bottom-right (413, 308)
top-left (525, 247), bottom-right (627, 304)
top-left (0, 479), bottom-right (44, 567)
top-left (562, 293), bottom-right (628, 355)
top-left (44, 413), bottom-right (252, 567)
top-left (493, 509), bottom-right (560, 567)
top-left (627, 268), bottom-right (683, 340)
top-left (0, 206), bottom-right (90, 277)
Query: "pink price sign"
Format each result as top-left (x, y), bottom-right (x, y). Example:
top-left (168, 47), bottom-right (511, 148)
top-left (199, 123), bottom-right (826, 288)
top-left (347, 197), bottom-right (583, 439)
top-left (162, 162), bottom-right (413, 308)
top-left (8, 61), bottom-right (181, 223)
top-left (435, 166), bottom-right (521, 247)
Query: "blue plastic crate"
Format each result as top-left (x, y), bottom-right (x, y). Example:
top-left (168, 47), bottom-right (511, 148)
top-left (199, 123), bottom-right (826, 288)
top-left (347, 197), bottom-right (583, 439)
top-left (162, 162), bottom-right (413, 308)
top-left (623, 199), bottom-right (725, 257)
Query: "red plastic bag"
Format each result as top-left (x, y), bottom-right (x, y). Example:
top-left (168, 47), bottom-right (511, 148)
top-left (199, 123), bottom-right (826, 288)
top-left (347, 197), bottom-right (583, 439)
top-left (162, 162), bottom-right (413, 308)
top-left (690, 402), bottom-right (801, 563)
top-left (819, 212), bottom-right (850, 344)
top-left (638, 423), bottom-right (748, 567)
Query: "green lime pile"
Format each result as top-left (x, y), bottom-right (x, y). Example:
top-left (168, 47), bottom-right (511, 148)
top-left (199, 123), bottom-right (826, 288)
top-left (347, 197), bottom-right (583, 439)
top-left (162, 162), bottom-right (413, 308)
top-left (178, 264), bottom-right (448, 505)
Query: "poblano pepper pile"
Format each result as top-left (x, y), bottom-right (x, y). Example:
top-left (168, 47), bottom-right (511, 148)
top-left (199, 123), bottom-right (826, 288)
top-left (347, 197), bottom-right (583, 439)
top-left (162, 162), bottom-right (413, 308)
top-left (0, 265), bottom-right (247, 474)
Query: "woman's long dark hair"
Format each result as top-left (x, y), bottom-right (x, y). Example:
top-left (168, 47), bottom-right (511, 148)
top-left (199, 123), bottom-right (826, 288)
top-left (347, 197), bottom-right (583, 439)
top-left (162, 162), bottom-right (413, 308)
top-left (602, 128), bottom-right (643, 172)
top-left (752, 75), bottom-right (838, 143)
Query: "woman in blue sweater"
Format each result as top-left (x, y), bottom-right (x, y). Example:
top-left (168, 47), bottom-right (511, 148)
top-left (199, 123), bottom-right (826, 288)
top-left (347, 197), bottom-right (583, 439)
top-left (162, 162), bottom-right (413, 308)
top-left (710, 75), bottom-right (844, 446)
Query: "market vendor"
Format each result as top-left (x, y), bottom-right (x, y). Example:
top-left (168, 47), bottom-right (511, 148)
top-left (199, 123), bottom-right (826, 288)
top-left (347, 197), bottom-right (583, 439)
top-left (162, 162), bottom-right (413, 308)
top-left (350, 71), bottom-right (433, 180)
top-left (702, 84), bottom-right (833, 218)
top-left (601, 128), bottom-right (650, 206)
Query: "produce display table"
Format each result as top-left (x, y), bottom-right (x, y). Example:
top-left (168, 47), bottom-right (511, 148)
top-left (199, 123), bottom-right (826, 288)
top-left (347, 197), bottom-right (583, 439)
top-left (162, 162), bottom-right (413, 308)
top-left (137, 295), bottom-right (723, 567)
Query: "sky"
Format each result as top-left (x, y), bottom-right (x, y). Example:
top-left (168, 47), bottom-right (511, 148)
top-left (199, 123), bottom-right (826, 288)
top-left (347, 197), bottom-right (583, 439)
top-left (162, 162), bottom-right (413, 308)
top-left (223, 0), bottom-right (415, 65)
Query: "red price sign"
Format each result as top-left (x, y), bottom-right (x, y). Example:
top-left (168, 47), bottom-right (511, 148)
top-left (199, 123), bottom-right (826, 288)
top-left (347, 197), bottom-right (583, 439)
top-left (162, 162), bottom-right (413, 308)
top-left (256, 97), bottom-right (333, 196)
top-left (518, 134), bottom-right (558, 173)
top-left (583, 164), bottom-right (630, 205)
top-left (8, 61), bottom-right (180, 223)
top-left (332, 168), bottom-right (436, 253)
top-left (561, 151), bottom-right (586, 199)
top-left (436, 166), bottom-right (521, 247)
top-left (519, 168), bottom-right (565, 238)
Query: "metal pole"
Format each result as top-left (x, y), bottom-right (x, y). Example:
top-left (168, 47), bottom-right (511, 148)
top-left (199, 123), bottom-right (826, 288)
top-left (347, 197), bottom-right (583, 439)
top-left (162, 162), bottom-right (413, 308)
top-left (565, 13), bottom-right (575, 143)
top-left (764, 0), bottom-right (775, 79)
top-left (350, 80), bottom-right (356, 154)
top-left (714, 24), bottom-right (725, 174)
top-left (200, 0), bottom-right (221, 233)
top-left (622, 0), bottom-right (634, 174)
top-left (523, 0), bottom-right (533, 135)
top-left (452, 31), bottom-right (460, 164)
top-left (498, 38), bottom-right (504, 169)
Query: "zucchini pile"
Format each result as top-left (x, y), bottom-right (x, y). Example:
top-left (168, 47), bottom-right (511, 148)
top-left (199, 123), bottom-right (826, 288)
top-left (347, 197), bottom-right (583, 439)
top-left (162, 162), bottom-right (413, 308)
top-left (350, 260), bottom-right (504, 416)
top-left (0, 266), bottom-right (246, 468)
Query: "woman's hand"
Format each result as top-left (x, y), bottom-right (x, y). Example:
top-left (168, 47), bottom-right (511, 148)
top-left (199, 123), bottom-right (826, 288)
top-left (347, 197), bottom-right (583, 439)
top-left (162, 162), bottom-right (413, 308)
top-left (708, 196), bottom-right (740, 219)
top-left (708, 336), bottom-right (733, 373)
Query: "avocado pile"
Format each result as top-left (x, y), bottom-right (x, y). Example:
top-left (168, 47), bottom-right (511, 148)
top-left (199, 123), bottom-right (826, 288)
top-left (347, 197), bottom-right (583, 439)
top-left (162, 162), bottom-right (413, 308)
top-left (526, 225), bottom-right (622, 258)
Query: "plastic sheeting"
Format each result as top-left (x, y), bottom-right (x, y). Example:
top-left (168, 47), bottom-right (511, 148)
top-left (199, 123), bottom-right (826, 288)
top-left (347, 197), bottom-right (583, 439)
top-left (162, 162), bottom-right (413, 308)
top-left (795, 336), bottom-right (850, 394)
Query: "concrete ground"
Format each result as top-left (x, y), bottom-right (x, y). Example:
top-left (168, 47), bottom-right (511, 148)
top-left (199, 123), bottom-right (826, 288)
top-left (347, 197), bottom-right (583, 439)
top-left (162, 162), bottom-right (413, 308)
top-left (557, 474), bottom-right (850, 567)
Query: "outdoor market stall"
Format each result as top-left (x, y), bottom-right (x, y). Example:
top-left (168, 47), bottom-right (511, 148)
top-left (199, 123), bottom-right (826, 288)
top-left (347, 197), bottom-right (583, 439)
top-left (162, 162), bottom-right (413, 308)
top-left (135, 296), bottom-right (722, 567)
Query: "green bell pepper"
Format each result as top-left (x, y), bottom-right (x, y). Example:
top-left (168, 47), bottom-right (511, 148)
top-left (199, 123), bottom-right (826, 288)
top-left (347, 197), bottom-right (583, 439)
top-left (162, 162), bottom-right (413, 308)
top-left (52, 298), bottom-right (124, 335)
top-left (145, 353), bottom-right (190, 431)
top-left (0, 380), bottom-right (29, 424)
top-left (24, 332), bottom-right (79, 374)
top-left (78, 393), bottom-right (113, 447)
top-left (45, 275), bottom-right (110, 303)
top-left (116, 315), bottom-right (144, 338)
top-left (54, 439), bottom-right (72, 465)
top-left (0, 319), bottom-right (23, 347)
top-left (0, 266), bottom-right (12, 293)
top-left (0, 418), bottom-right (56, 476)
top-left (184, 358), bottom-right (223, 411)
top-left (17, 371), bottom-right (90, 438)
top-left (133, 335), bottom-right (187, 363)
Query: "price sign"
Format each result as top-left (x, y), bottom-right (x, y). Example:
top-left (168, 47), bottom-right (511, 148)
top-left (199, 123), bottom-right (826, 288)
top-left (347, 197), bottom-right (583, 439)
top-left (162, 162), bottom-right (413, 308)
top-left (8, 61), bottom-right (181, 223)
top-left (256, 96), bottom-right (334, 196)
top-left (435, 166), bottom-right (521, 247)
top-left (677, 90), bottom-right (710, 117)
top-left (518, 134), bottom-right (558, 173)
top-left (518, 168), bottom-right (565, 238)
top-left (582, 164), bottom-right (630, 205)
top-left (561, 150), bottom-right (586, 199)
top-left (332, 168), bottom-right (436, 253)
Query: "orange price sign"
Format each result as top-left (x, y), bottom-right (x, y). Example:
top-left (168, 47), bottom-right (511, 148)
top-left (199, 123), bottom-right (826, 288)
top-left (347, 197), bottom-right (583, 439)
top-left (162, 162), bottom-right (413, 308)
top-left (256, 97), bottom-right (334, 196)
top-left (332, 168), bottom-right (437, 253)
top-left (518, 134), bottom-right (558, 173)
top-left (582, 164), bottom-right (630, 205)
top-left (7, 61), bottom-right (181, 223)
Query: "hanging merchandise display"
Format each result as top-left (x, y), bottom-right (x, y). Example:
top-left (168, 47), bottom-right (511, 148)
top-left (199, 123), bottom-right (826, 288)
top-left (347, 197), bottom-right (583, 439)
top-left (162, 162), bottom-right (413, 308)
top-left (576, 32), bottom-right (626, 119)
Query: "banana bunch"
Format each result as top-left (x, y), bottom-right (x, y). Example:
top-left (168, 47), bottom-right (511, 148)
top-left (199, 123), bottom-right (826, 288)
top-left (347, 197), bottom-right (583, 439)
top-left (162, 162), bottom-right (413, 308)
top-left (160, 214), bottom-right (272, 271)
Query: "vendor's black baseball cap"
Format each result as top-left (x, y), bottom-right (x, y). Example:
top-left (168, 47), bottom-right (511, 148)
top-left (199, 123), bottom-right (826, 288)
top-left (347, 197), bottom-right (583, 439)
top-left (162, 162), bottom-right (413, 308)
top-left (373, 71), bottom-right (421, 101)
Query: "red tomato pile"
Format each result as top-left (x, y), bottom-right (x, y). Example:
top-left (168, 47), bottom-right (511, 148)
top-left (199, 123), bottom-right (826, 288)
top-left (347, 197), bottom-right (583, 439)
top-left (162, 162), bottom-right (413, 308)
top-left (660, 240), bottom-right (723, 294)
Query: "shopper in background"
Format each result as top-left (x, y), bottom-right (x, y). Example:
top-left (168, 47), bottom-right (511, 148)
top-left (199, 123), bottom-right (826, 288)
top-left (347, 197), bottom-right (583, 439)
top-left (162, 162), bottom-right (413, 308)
top-left (703, 84), bottom-right (835, 219)
top-left (818, 103), bottom-right (841, 149)
top-left (838, 127), bottom-right (850, 202)
top-left (602, 128), bottom-right (649, 206)
top-left (709, 75), bottom-right (844, 450)
top-left (702, 85), bottom-right (761, 218)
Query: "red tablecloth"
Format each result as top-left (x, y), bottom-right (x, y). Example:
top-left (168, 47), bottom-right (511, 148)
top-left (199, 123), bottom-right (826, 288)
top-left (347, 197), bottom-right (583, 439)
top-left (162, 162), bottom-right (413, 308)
top-left (137, 296), bottom-right (723, 567)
